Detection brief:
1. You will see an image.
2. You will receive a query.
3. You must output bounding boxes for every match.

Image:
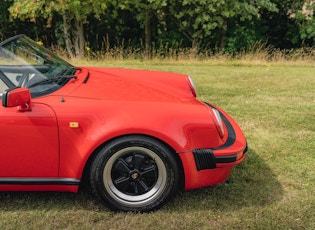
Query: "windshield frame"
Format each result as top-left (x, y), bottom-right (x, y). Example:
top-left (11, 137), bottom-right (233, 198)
top-left (0, 34), bottom-right (75, 98)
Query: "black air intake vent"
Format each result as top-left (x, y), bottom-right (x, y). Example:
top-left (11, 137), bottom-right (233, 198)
top-left (193, 149), bottom-right (216, 170)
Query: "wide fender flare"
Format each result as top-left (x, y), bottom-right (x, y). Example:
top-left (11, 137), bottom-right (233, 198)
top-left (55, 100), bottom-right (217, 179)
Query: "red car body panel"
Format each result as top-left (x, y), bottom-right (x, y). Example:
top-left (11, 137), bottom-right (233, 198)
top-left (0, 103), bottom-right (59, 177)
top-left (0, 36), bottom-right (247, 197)
top-left (39, 68), bottom-right (224, 179)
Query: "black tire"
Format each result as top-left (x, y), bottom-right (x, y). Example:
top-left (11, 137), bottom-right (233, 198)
top-left (90, 135), bottom-right (179, 212)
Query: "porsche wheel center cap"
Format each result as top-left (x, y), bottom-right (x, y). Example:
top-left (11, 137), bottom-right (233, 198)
top-left (130, 172), bottom-right (139, 180)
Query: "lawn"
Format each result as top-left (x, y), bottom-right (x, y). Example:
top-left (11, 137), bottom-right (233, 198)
top-left (0, 61), bottom-right (314, 229)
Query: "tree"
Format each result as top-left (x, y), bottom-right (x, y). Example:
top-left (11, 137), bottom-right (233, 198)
top-left (258, 0), bottom-right (306, 49)
top-left (168, 0), bottom-right (278, 51)
top-left (9, 0), bottom-right (107, 58)
top-left (0, 0), bottom-right (13, 41)
top-left (116, 0), bottom-right (167, 58)
top-left (295, 0), bottom-right (315, 45)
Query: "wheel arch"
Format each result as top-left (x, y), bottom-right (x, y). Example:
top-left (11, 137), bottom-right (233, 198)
top-left (79, 134), bottom-right (185, 191)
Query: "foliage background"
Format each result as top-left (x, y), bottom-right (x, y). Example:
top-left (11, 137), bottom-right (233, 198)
top-left (1, 0), bottom-right (315, 58)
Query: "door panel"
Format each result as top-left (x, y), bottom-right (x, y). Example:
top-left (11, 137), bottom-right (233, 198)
top-left (0, 102), bottom-right (59, 177)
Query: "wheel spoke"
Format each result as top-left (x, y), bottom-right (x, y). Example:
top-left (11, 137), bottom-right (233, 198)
top-left (141, 165), bottom-right (158, 179)
top-left (130, 182), bottom-right (137, 194)
top-left (113, 159), bottom-right (130, 174)
top-left (136, 180), bottom-right (149, 194)
top-left (132, 153), bottom-right (146, 170)
top-left (114, 176), bottom-right (130, 192)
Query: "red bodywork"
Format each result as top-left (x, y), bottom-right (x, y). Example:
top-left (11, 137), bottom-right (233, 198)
top-left (0, 66), bottom-right (247, 192)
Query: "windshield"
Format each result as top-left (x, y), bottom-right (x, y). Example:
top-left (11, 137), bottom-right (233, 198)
top-left (0, 35), bottom-right (75, 97)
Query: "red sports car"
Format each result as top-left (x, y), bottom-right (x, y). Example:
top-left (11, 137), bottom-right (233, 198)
top-left (0, 35), bottom-right (247, 212)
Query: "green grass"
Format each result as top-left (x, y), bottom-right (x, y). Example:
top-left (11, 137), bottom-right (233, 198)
top-left (1, 61), bottom-right (314, 229)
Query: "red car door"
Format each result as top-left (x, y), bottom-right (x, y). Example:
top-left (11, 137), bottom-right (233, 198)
top-left (0, 102), bottom-right (59, 177)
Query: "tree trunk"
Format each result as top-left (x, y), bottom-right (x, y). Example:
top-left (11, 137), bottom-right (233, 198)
top-left (62, 14), bottom-right (74, 59)
top-left (78, 21), bottom-right (85, 58)
top-left (62, 14), bottom-right (85, 59)
top-left (190, 38), bottom-right (199, 58)
top-left (73, 19), bottom-right (85, 58)
top-left (219, 19), bottom-right (228, 50)
top-left (144, 8), bottom-right (152, 59)
top-left (219, 28), bottom-right (227, 50)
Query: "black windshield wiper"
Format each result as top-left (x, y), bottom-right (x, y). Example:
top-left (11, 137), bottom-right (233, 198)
top-left (57, 66), bottom-right (82, 76)
top-left (27, 75), bottom-right (77, 88)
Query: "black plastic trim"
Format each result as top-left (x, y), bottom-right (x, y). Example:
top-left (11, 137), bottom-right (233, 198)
top-left (83, 71), bottom-right (90, 83)
top-left (193, 149), bottom-right (216, 170)
top-left (215, 155), bottom-right (237, 163)
top-left (193, 149), bottom-right (238, 170)
top-left (2, 88), bottom-right (16, 107)
top-left (0, 178), bottom-right (80, 185)
top-left (206, 103), bottom-right (236, 150)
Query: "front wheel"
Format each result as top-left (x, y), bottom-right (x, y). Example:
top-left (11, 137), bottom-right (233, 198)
top-left (90, 136), bottom-right (179, 212)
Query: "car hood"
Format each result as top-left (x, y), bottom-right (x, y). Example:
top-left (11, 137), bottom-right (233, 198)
top-left (68, 67), bottom-right (196, 102)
